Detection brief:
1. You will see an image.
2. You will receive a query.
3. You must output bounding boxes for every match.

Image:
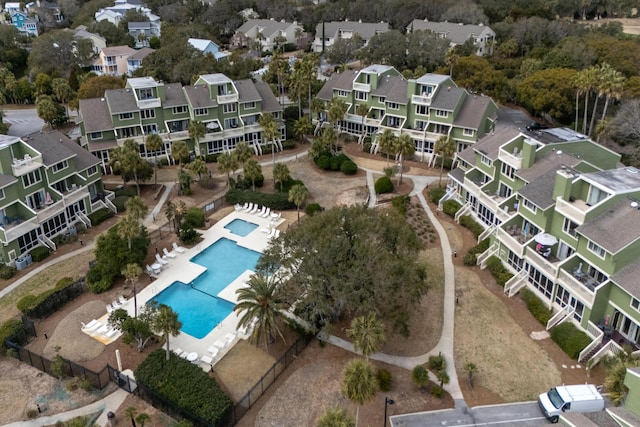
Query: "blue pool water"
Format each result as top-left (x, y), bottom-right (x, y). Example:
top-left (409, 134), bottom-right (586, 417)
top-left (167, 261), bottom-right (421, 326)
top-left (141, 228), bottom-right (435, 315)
top-left (224, 218), bottom-right (258, 237)
top-left (152, 237), bottom-right (261, 339)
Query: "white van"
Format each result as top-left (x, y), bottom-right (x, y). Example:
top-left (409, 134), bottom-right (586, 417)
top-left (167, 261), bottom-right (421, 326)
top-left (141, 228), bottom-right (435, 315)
top-left (538, 384), bottom-right (605, 423)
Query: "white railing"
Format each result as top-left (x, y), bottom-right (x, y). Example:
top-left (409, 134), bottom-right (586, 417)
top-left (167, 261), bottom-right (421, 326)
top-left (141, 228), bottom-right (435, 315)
top-left (557, 270), bottom-right (595, 308)
top-left (352, 82), bottom-right (370, 92)
top-left (217, 93), bottom-right (238, 104)
top-left (546, 305), bottom-right (574, 330)
top-left (454, 202), bottom-right (471, 222)
top-left (554, 198), bottom-right (587, 225)
top-left (77, 211), bottom-right (91, 228)
top-left (504, 269), bottom-right (527, 297)
top-left (11, 155), bottom-right (44, 176)
top-left (578, 331), bottom-right (604, 364)
top-left (495, 228), bottom-right (526, 258)
top-left (136, 98), bottom-right (161, 109)
top-left (476, 243), bottom-right (498, 269)
top-left (39, 234), bottom-right (56, 252)
top-left (498, 148), bottom-right (523, 170)
top-left (411, 94), bottom-right (432, 105)
top-left (586, 320), bottom-right (603, 339)
top-left (478, 224), bottom-right (497, 242)
top-left (4, 217), bottom-right (40, 242)
top-left (364, 117), bottom-right (382, 126)
top-left (437, 186), bottom-right (457, 209)
top-left (586, 340), bottom-right (622, 367)
top-left (104, 198), bottom-right (117, 213)
top-left (524, 247), bottom-right (558, 279)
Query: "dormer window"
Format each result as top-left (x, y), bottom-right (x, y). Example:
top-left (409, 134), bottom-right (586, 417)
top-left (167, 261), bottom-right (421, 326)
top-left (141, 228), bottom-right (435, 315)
top-left (138, 88), bottom-right (153, 100)
top-left (586, 186), bottom-right (608, 206)
top-left (587, 240), bottom-right (606, 259)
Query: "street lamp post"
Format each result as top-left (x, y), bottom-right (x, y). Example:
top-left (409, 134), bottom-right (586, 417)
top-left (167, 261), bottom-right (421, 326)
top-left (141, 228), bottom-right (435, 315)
top-left (384, 396), bottom-right (395, 427)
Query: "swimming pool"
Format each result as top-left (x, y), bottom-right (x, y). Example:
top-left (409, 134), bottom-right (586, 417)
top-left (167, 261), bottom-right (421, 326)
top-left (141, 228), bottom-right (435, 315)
top-left (224, 218), bottom-right (258, 237)
top-left (152, 237), bottom-right (261, 339)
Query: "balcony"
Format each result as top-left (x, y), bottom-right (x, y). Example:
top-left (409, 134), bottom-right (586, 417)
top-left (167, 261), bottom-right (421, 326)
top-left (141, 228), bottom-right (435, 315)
top-left (411, 94), bottom-right (432, 105)
top-left (555, 197), bottom-right (588, 224)
top-left (136, 98), bottom-right (161, 109)
top-left (217, 94), bottom-right (238, 104)
top-left (11, 155), bottom-right (43, 176)
top-left (364, 117), bottom-right (382, 126)
top-left (1, 216), bottom-right (39, 243)
top-left (525, 246), bottom-right (560, 279)
top-left (495, 227), bottom-right (526, 258)
top-left (557, 269), bottom-right (596, 308)
top-left (352, 82), bottom-right (371, 92)
top-left (498, 148), bottom-right (523, 170)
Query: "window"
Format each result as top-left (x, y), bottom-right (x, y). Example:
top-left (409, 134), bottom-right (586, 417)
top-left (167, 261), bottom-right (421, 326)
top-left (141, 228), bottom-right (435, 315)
top-left (420, 85), bottom-right (433, 97)
top-left (217, 85), bottom-right (227, 96)
top-left (527, 266), bottom-right (554, 300)
top-left (142, 124), bottom-right (158, 134)
top-left (22, 170), bottom-right (42, 187)
top-left (138, 88), bottom-right (153, 99)
top-left (90, 132), bottom-right (103, 140)
top-left (387, 116), bottom-right (401, 128)
top-left (223, 103), bottom-right (237, 113)
top-left (415, 120), bottom-right (428, 131)
top-left (563, 217), bottom-right (578, 237)
top-left (224, 118), bottom-right (238, 128)
top-left (173, 105), bottom-right (188, 114)
top-left (498, 183), bottom-right (512, 198)
top-left (378, 96), bottom-right (386, 103)
top-left (587, 185), bottom-right (608, 206)
top-left (0, 188), bottom-right (4, 200)
top-left (119, 112), bottom-right (133, 120)
top-left (387, 102), bottom-right (399, 110)
top-left (522, 198), bottom-right (537, 213)
top-left (354, 91), bottom-right (368, 101)
top-left (140, 109), bottom-right (155, 119)
top-left (501, 162), bottom-right (515, 180)
top-left (480, 155), bottom-right (492, 167)
top-left (416, 105), bottom-right (428, 115)
top-left (463, 128), bottom-right (474, 136)
top-left (244, 101), bottom-right (256, 109)
top-left (435, 109), bottom-right (448, 118)
top-left (632, 298), bottom-right (640, 311)
top-left (433, 124), bottom-right (450, 134)
top-left (588, 240), bottom-right (606, 258)
top-left (337, 90), bottom-right (347, 97)
top-left (88, 165), bottom-right (98, 175)
top-left (52, 160), bottom-right (68, 172)
top-left (194, 108), bottom-right (208, 116)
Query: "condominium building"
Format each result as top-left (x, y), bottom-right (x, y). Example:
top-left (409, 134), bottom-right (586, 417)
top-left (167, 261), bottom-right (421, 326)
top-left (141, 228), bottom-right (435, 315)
top-left (315, 64), bottom-right (498, 162)
top-left (446, 126), bottom-right (640, 364)
top-left (406, 20), bottom-right (495, 56)
top-left (0, 131), bottom-right (110, 264)
top-left (78, 74), bottom-right (284, 171)
top-left (312, 21), bottom-right (389, 53)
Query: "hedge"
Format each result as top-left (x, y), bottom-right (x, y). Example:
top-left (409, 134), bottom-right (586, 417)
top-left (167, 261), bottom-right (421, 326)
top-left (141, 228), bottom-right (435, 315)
top-left (0, 319), bottom-right (26, 355)
top-left (87, 208), bottom-right (114, 226)
top-left (550, 322), bottom-right (592, 360)
top-left (114, 187), bottom-right (137, 198)
top-left (375, 176), bottom-right (393, 194)
top-left (29, 246), bottom-right (51, 262)
top-left (16, 278), bottom-right (83, 318)
top-left (441, 200), bottom-right (461, 217)
top-left (521, 288), bottom-right (553, 325)
top-left (464, 238), bottom-right (490, 266)
top-left (459, 215), bottom-right (484, 239)
top-left (341, 160), bottom-right (358, 175)
top-left (428, 187), bottom-right (446, 204)
top-left (0, 263), bottom-right (16, 279)
top-left (135, 349), bottom-right (233, 425)
top-left (305, 203), bottom-right (323, 216)
top-left (113, 196), bottom-right (129, 213)
top-left (485, 256), bottom-right (513, 287)
top-left (183, 208), bottom-right (205, 229)
top-left (225, 189), bottom-right (296, 210)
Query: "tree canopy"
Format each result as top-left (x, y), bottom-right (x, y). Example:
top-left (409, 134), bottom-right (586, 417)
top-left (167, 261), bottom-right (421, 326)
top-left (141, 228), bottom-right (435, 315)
top-left (257, 205), bottom-right (428, 335)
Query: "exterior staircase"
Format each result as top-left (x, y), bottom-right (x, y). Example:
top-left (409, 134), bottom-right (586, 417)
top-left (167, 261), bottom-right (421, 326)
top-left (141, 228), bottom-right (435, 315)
top-left (546, 305), bottom-right (575, 330)
top-left (504, 269), bottom-right (528, 297)
top-left (454, 201), bottom-right (472, 223)
top-left (437, 186), bottom-right (457, 210)
top-left (478, 224), bottom-right (497, 243)
top-left (476, 243), bottom-right (498, 269)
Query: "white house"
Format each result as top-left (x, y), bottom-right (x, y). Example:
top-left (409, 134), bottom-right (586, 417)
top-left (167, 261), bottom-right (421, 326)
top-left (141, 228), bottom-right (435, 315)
top-left (232, 18), bottom-right (303, 52)
top-left (406, 20), bottom-right (496, 56)
top-left (312, 20), bottom-right (389, 53)
top-left (91, 45), bottom-right (137, 76)
top-left (95, 1), bottom-right (159, 29)
top-left (126, 47), bottom-right (154, 75)
top-left (128, 21), bottom-right (161, 47)
top-left (67, 25), bottom-right (107, 54)
top-left (187, 38), bottom-right (230, 60)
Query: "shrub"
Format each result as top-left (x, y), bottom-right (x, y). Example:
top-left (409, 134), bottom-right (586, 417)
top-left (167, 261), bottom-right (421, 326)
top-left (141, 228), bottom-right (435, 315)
top-left (0, 319), bottom-right (26, 354)
top-left (485, 256), bottom-right (513, 287)
top-left (411, 365), bottom-right (429, 389)
top-left (282, 139), bottom-right (296, 150)
top-left (114, 187), bottom-right (137, 197)
top-left (316, 155), bottom-right (330, 170)
top-left (428, 354), bottom-right (446, 372)
top-left (87, 208), bottom-right (114, 226)
top-left (459, 215), bottom-right (484, 239)
top-left (50, 354), bottom-right (71, 379)
top-left (179, 225), bottom-right (201, 245)
top-left (391, 195), bottom-right (410, 216)
top-left (204, 154), bottom-right (219, 163)
top-left (135, 349), bottom-right (233, 425)
top-left (441, 200), bottom-right (461, 217)
top-left (341, 160), bottom-right (358, 175)
top-left (431, 386), bottom-right (444, 398)
top-left (376, 368), bottom-right (393, 392)
top-left (183, 208), bottom-right (205, 229)
top-left (463, 253), bottom-right (477, 266)
top-left (428, 186), bottom-right (446, 204)
top-left (86, 267), bottom-right (111, 294)
top-left (225, 189), bottom-right (296, 210)
top-left (521, 288), bottom-right (553, 325)
top-left (26, 409), bottom-right (38, 419)
top-left (468, 238), bottom-right (490, 255)
top-left (17, 278), bottom-right (83, 317)
top-left (113, 196), bottom-right (129, 213)
top-left (550, 322), bottom-right (591, 360)
top-left (159, 158), bottom-right (170, 166)
top-left (0, 263), bottom-right (16, 279)
top-left (197, 177), bottom-right (218, 190)
top-left (374, 176), bottom-right (394, 194)
top-left (281, 178), bottom-right (304, 194)
top-left (305, 203), bottom-right (323, 216)
top-left (30, 246), bottom-right (51, 262)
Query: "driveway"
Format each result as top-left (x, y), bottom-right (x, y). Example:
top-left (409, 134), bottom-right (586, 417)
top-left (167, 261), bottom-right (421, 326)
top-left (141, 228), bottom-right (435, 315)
top-left (3, 108), bottom-right (45, 137)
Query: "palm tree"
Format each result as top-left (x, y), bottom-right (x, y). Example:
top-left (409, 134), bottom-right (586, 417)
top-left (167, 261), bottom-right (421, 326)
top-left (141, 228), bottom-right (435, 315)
top-left (171, 140), bottom-right (189, 169)
top-left (152, 304), bottom-right (182, 361)
top-left (355, 103), bottom-right (369, 145)
top-left (588, 63), bottom-right (606, 137)
top-left (259, 113), bottom-right (279, 166)
top-left (311, 98), bottom-right (325, 123)
top-left (604, 346), bottom-right (640, 406)
top-left (233, 141), bottom-right (253, 166)
top-left (125, 196), bottom-right (148, 223)
top-left (600, 63), bottom-right (625, 121)
top-left (445, 50), bottom-right (459, 77)
top-left (144, 133), bottom-right (163, 187)
top-left (436, 369), bottom-right (450, 390)
top-left (411, 365), bottom-right (429, 391)
top-left (464, 362), bottom-right (478, 389)
top-left (117, 215), bottom-right (140, 250)
top-left (433, 135), bottom-right (456, 186)
top-left (394, 133), bottom-right (414, 185)
top-left (316, 406), bottom-right (355, 427)
top-left (273, 162), bottom-right (290, 192)
top-left (341, 358), bottom-right (378, 427)
top-left (125, 407), bottom-right (138, 427)
top-left (581, 67), bottom-right (597, 135)
top-left (571, 71), bottom-right (586, 132)
top-left (188, 120), bottom-right (206, 152)
top-left (293, 116), bottom-right (312, 142)
top-left (135, 413), bottom-right (151, 427)
top-left (378, 129), bottom-right (396, 165)
top-left (346, 312), bottom-right (385, 361)
top-left (166, 200), bottom-right (186, 233)
top-left (243, 158), bottom-right (262, 191)
top-left (327, 97), bottom-right (347, 137)
top-left (288, 184), bottom-right (309, 224)
top-left (165, 201), bottom-right (176, 232)
top-left (186, 158), bottom-right (208, 179)
top-left (234, 272), bottom-right (286, 349)
top-left (122, 263), bottom-right (142, 317)
top-left (217, 151), bottom-right (238, 188)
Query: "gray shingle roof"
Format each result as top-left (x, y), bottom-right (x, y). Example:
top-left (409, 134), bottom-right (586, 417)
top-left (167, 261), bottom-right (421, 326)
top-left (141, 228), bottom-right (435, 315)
top-left (23, 131), bottom-right (100, 170)
top-left (517, 169), bottom-right (557, 210)
top-left (517, 149), bottom-right (582, 183)
top-left (101, 45), bottom-right (136, 56)
top-left (105, 88), bottom-right (139, 114)
top-left (79, 98), bottom-right (114, 133)
top-left (430, 86), bottom-right (464, 111)
top-left (577, 198), bottom-right (640, 254)
top-left (371, 74), bottom-right (407, 104)
top-left (183, 85), bottom-right (216, 109)
top-left (408, 20), bottom-right (493, 45)
top-left (236, 19), bottom-right (299, 38)
top-left (611, 258), bottom-right (640, 300)
top-left (472, 127), bottom-right (521, 160)
top-left (315, 21), bottom-right (389, 41)
top-left (449, 167), bottom-right (465, 184)
top-left (88, 139), bottom-right (118, 152)
top-left (236, 79), bottom-right (261, 103)
top-left (0, 174), bottom-right (17, 189)
top-left (316, 70), bottom-right (358, 101)
top-left (455, 94), bottom-right (493, 130)
top-left (254, 80), bottom-right (281, 113)
top-left (163, 83), bottom-right (187, 108)
top-left (128, 47), bottom-right (154, 61)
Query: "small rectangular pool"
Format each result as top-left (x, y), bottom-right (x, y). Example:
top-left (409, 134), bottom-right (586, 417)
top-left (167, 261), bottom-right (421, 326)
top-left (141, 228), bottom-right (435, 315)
top-left (151, 237), bottom-right (261, 339)
top-left (224, 218), bottom-right (258, 237)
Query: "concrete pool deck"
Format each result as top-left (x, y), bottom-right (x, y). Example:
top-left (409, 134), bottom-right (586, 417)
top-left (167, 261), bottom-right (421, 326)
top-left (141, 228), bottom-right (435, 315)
top-left (107, 209), bottom-right (285, 371)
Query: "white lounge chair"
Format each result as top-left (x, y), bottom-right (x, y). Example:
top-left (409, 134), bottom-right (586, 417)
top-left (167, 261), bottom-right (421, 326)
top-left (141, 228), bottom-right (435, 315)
top-left (274, 229), bottom-right (281, 239)
top-left (244, 202), bottom-right (253, 212)
top-left (105, 328), bottom-right (119, 338)
top-left (119, 295), bottom-right (127, 305)
top-left (261, 207), bottom-right (271, 218)
top-left (172, 242), bottom-right (186, 253)
top-left (97, 324), bottom-right (109, 334)
top-left (270, 211), bottom-right (279, 218)
top-left (155, 254), bottom-right (168, 265)
top-left (250, 204), bottom-right (260, 214)
top-left (88, 321), bottom-right (103, 332)
top-left (242, 202), bottom-right (249, 210)
top-left (234, 203), bottom-right (242, 211)
top-left (106, 304), bottom-right (114, 314)
top-left (173, 348), bottom-right (183, 356)
top-left (207, 347), bottom-right (219, 358)
top-left (201, 354), bottom-right (213, 365)
top-left (256, 206), bottom-right (266, 216)
top-left (213, 340), bottom-right (226, 350)
top-left (225, 332), bottom-right (236, 343)
top-left (82, 319), bottom-right (99, 330)
top-left (266, 228), bottom-right (276, 238)
top-left (112, 300), bottom-right (121, 309)
top-left (260, 226), bottom-right (270, 233)
top-left (163, 247), bottom-right (176, 258)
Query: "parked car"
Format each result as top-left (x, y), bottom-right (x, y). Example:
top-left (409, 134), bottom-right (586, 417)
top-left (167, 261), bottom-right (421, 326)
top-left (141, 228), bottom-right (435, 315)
top-left (526, 121), bottom-right (548, 131)
top-left (538, 384), bottom-right (605, 423)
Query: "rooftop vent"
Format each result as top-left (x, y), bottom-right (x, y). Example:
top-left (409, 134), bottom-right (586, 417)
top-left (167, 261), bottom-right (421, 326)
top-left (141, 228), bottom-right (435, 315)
top-left (626, 167), bottom-right (639, 174)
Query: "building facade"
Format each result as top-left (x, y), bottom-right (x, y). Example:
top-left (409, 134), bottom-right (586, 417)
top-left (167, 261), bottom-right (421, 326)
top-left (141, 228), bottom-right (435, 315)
top-left (446, 126), bottom-right (640, 365)
top-left (315, 64), bottom-right (498, 162)
top-left (78, 74), bottom-right (284, 171)
top-left (312, 21), bottom-right (389, 53)
top-left (0, 131), bottom-right (110, 264)
top-left (407, 20), bottom-right (495, 56)
top-left (232, 19), bottom-right (303, 52)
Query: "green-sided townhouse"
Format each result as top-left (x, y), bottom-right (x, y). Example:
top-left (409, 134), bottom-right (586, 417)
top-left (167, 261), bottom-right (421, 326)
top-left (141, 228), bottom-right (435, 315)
top-left (79, 74), bottom-right (284, 170)
top-left (315, 64), bottom-right (498, 160)
top-left (0, 131), bottom-right (108, 264)
top-left (446, 125), bottom-right (640, 365)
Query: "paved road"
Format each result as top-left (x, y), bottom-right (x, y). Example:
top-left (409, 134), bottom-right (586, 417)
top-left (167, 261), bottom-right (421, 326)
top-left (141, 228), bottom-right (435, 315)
top-left (3, 108), bottom-right (45, 137)
top-left (391, 402), bottom-right (548, 427)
